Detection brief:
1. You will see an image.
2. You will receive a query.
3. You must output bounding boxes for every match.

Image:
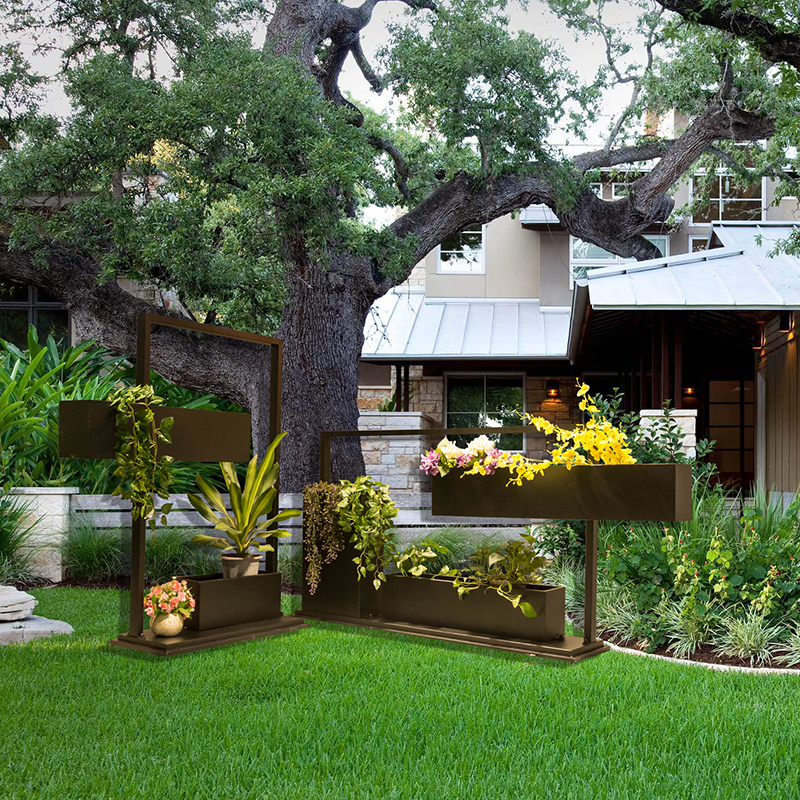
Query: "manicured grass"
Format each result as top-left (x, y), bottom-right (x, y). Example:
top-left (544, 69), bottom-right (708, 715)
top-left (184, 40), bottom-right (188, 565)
top-left (2, 589), bottom-right (800, 799)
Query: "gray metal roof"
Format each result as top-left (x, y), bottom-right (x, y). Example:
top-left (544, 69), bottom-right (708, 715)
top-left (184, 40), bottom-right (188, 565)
top-left (362, 287), bottom-right (571, 360)
top-left (584, 222), bottom-right (800, 310)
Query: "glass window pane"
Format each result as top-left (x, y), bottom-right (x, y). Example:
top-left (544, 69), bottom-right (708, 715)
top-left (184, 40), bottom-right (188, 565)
top-left (35, 310), bottom-right (70, 347)
top-left (693, 176), bottom-right (721, 200)
top-left (486, 376), bottom-right (523, 413)
top-left (447, 412), bottom-right (482, 447)
top-left (709, 404), bottom-right (741, 426)
top-left (693, 200), bottom-right (720, 223)
top-left (0, 281), bottom-right (30, 303)
top-left (35, 288), bottom-right (60, 304)
top-left (644, 235), bottom-right (668, 257)
top-left (571, 238), bottom-right (615, 260)
top-left (0, 310), bottom-right (31, 348)
top-left (721, 178), bottom-right (761, 199)
top-left (486, 412), bottom-right (524, 450)
top-left (709, 380), bottom-right (740, 401)
top-left (439, 251), bottom-right (482, 273)
top-left (447, 377), bottom-right (484, 413)
top-left (710, 426), bottom-right (741, 449)
top-left (691, 237), bottom-right (708, 252)
top-left (721, 199), bottom-right (762, 221)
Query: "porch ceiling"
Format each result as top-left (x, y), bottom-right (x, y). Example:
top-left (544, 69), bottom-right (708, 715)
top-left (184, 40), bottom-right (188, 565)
top-left (362, 286), bottom-right (571, 360)
top-left (582, 222), bottom-right (800, 311)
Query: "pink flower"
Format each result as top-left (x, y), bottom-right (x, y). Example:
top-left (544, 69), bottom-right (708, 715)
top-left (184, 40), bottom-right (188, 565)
top-left (172, 581), bottom-right (180, 591)
top-left (177, 592), bottom-right (186, 602)
top-left (189, 599), bottom-right (196, 608)
top-left (169, 597), bottom-right (179, 609)
top-left (146, 608), bottom-right (155, 618)
top-left (160, 601), bottom-right (169, 611)
top-left (420, 449), bottom-right (440, 476)
top-left (152, 586), bottom-right (162, 596)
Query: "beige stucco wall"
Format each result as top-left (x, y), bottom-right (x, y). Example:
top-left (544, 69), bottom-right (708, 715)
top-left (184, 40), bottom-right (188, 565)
top-left (538, 232), bottom-right (571, 307)
top-left (424, 215), bottom-right (539, 299)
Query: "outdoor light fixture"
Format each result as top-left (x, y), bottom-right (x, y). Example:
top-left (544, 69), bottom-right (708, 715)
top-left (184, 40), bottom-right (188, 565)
top-left (780, 311), bottom-right (793, 333)
top-left (683, 386), bottom-right (696, 397)
top-left (546, 380), bottom-right (560, 398)
top-left (752, 324), bottom-right (764, 350)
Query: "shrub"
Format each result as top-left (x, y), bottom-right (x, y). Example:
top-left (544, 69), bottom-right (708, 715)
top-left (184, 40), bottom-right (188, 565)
top-left (547, 557), bottom-right (585, 628)
top-left (401, 528), bottom-right (502, 573)
top-left (0, 495), bottom-right (39, 581)
top-left (278, 545), bottom-right (303, 587)
top-left (714, 608), bottom-right (783, 667)
top-left (533, 520), bottom-right (585, 563)
top-left (596, 582), bottom-right (639, 642)
top-left (657, 598), bottom-right (720, 659)
top-left (62, 516), bottom-right (123, 580)
top-left (776, 621), bottom-right (800, 667)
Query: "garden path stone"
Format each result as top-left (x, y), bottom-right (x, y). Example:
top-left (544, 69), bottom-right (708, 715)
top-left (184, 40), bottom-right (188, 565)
top-left (0, 615), bottom-right (74, 645)
top-left (0, 585), bottom-right (38, 621)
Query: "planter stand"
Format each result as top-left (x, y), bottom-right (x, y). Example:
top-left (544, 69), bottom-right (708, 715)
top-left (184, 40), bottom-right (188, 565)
top-left (59, 312), bottom-right (307, 656)
top-left (296, 426), bottom-right (692, 664)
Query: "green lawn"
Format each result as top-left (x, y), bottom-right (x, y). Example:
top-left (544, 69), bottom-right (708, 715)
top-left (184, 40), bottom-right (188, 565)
top-left (2, 589), bottom-right (799, 799)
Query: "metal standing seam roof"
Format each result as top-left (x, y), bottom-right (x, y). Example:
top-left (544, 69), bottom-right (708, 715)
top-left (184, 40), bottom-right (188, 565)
top-left (362, 286), bottom-right (571, 360)
top-left (583, 222), bottom-right (800, 310)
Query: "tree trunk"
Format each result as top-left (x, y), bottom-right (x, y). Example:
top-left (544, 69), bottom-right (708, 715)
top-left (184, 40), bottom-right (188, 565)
top-left (271, 258), bottom-right (374, 491)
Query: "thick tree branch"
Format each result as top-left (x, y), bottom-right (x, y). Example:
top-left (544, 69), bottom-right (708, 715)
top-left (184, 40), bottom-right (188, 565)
top-left (655, 0), bottom-right (800, 71)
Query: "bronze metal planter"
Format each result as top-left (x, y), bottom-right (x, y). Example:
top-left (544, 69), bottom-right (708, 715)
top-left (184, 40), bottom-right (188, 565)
top-left (180, 571), bottom-right (282, 631)
top-left (374, 574), bottom-right (565, 642)
top-left (432, 463), bottom-right (693, 522)
top-left (300, 541), bottom-right (374, 620)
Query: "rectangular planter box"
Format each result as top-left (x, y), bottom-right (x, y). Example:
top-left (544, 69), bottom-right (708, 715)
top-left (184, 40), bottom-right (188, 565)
top-left (373, 574), bottom-right (565, 642)
top-left (58, 400), bottom-right (252, 463)
top-left (180, 571), bottom-right (282, 631)
top-left (301, 541), bottom-right (374, 620)
top-left (432, 463), bottom-right (692, 522)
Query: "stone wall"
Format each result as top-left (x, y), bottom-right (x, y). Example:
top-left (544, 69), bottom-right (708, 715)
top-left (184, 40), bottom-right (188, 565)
top-left (10, 487), bottom-right (79, 582)
top-left (359, 411), bottom-right (437, 495)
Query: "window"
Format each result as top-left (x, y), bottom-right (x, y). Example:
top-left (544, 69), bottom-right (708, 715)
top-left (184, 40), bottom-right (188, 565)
top-left (437, 226), bottom-right (485, 274)
top-left (589, 182), bottom-right (602, 197)
top-left (445, 374), bottom-right (525, 450)
top-left (691, 175), bottom-right (764, 224)
top-left (689, 235), bottom-right (709, 252)
top-left (611, 182), bottom-right (631, 200)
top-left (707, 379), bottom-right (754, 489)
top-left (569, 234), bottom-right (669, 283)
top-left (0, 281), bottom-right (69, 349)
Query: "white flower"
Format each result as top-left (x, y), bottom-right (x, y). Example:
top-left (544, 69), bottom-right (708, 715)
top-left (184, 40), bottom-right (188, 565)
top-left (466, 435), bottom-right (495, 455)
top-left (436, 437), bottom-right (464, 463)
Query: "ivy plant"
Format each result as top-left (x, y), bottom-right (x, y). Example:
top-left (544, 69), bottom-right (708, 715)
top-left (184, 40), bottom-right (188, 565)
top-left (107, 385), bottom-right (174, 534)
top-left (337, 476), bottom-right (398, 590)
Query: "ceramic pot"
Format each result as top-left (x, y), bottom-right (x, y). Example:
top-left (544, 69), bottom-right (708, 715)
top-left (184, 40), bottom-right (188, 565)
top-left (150, 612), bottom-right (184, 637)
top-left (220, 553), bottom-right (264, 579)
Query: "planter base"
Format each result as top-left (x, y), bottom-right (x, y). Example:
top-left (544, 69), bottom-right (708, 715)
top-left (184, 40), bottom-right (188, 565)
top-left (295, 608), bottom-right (609, 663)
top-left (110, 614), bottom-right (307, 657)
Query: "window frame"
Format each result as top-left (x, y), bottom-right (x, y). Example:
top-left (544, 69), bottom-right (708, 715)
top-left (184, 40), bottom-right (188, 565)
top-left (0, 282), bottom-right (70, 347)
top-left (689, 173), bottom-right (767, 226)
top-left (568, 233), bottom-right (670, 288)
top-left (436, 224), bottom-right (487, 275)
top-left (443, 371), bottom-right (527, 453)
top-left (688, 234), bottom-right (710, 253)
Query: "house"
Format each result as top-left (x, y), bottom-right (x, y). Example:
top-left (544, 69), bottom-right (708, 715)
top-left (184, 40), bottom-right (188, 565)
top-left (357, 169), bottom-right (800, 494)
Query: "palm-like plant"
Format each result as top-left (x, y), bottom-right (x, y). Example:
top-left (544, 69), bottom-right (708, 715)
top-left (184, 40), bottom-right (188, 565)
top-left (188, 433), bottom-right (300, 558)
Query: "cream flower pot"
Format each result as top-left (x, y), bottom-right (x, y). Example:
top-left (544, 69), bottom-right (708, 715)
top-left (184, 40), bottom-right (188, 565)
top-left (150, 612), bottom-right (184, 637)
top-left (220, 553), bottom-right (264, 579)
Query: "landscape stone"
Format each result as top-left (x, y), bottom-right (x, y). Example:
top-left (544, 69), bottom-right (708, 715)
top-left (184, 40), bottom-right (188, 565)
top-left (0, 616), bottom-right (74, 645)
top-left (0, 585), bottom-right (38, 621)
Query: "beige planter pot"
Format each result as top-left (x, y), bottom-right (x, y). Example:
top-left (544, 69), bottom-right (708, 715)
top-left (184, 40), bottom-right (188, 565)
top-left (150, 612), bottom-right (184, 637)
top-left (220, 553), bottom-right (264, 579)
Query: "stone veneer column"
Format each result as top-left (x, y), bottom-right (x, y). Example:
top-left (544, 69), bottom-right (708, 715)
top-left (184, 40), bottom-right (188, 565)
top-left (358, 411), bottom-right (438, 495)
top-left (638, 409), bottom-right (698, 458)
top-left (9, 487), bottom-right (80, 582)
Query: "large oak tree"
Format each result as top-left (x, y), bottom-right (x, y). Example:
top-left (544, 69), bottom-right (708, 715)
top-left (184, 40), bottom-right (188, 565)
top-left (0, 0), bottom-right (797, 489)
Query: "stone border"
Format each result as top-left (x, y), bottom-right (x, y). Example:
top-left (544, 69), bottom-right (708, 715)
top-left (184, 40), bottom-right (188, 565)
top-left (605, 640), bottom-right (800, 675)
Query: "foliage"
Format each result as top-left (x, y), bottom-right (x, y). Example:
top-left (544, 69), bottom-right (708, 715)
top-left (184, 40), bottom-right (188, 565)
top-left (420, 381), bottom-right (636, 485)
top-left (107, 384), bottom-right (175, 533)
top-left (376, 387), bottom-right (416, 413)
top-left (61, 517), bottom-right (122, 581)
top-left (713, 608), bottom-right (783, 667)
top-left (394, 539), bottom-right (450, 577)
top-left (301, 482), bottom-right (344, 594)
top-left (400, 528), bottom-right (502, 574)
top-left (776, 621), bottom-right (800, 667)
top-left (657, 598), bottom-right (720, 660)
top-left (532, 520), bottom-right (586, 563)
top-left (547, 556), bottom-right (585, 629)
top-left (189, 434), bottom-right (299, 557)
top-left (0, 494), bottom-right (38, 581)
top-left (144, 578), bottom-right (195, 621)
top-left (439, 532), bottom-right (548, 617)
top-left (337, 476), bottom-right (398, 590)
top-left (278, 545), bottom-right (304, 589)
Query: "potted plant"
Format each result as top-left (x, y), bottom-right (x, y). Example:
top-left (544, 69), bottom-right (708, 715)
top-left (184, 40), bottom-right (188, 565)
top-left (144, 578), bottom-right (195, 637)
top-left (188, 432), bottom-right (300, 578)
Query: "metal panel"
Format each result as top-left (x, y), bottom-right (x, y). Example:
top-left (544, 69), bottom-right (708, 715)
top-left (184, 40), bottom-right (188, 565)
top-left (433, 302), bottom-right (469, 354)
top-left (490, 302), bottom-right (519, 354)
top-left (404, 299), bottom-right (444, 355)
top-left (461, 302), bottom-right (494, 355)
top-left (374, 291), bottom-right (423, 354)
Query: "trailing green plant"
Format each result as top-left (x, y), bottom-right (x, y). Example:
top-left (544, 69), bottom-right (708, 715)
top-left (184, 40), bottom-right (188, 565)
top-left (714, 608), bottom-right (783, 667)
top-left (337, 475), bottom-right (398, 590)
top-left (107, 384), bottom-right (175, 533)
top-left (394, 539), bottom-right (450, 577)
top-left (189, 434), bottom-right (300, 557)
top-left (439, 532), bottom-right (548, 617)
top-left (302, 482), bottom-right (344, 594)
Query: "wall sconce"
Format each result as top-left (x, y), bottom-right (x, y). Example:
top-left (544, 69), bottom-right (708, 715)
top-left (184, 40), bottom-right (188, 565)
top-left (546, 380), bottom-right (560, 398)
top-left (683, 386), bottom-right (696, 397)
top-left (780, 311), bottom-right (793, 333)
top-left (752, 324), bottom-right (764, 350)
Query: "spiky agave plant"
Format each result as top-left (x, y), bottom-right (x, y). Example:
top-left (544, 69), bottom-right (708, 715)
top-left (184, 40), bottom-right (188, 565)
top-left (189, 433), bottom-right (300, 557)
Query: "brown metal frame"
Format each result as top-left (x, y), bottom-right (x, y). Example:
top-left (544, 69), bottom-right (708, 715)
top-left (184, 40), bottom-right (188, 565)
top-left (306, 425), bottom-right (634, 662)
top-left (59, 311), bottom-right (307, 655)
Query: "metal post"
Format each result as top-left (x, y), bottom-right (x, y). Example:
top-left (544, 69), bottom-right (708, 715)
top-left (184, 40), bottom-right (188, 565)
top-left (320, 432), bottom-right (332, 483)
top-left (403, 364), bottom-right (410, 411)
top-left (583, 519), bottom-right (598, 645)
top-left (265, 339), bottom-right (283, 573)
